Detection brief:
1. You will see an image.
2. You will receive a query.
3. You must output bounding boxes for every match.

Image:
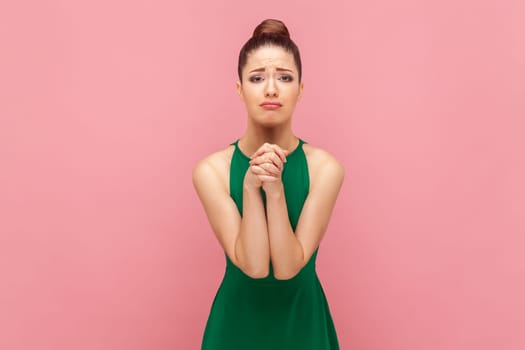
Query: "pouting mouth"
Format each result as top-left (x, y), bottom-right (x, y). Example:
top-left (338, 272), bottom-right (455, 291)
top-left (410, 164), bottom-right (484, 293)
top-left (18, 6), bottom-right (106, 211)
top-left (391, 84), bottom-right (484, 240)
top-left (260, 102), bottom-right (282, 106)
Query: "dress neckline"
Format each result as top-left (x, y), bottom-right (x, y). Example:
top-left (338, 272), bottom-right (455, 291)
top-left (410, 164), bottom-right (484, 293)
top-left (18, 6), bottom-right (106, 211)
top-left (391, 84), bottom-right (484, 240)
top-left (234, 138), bottom-right (304, 161)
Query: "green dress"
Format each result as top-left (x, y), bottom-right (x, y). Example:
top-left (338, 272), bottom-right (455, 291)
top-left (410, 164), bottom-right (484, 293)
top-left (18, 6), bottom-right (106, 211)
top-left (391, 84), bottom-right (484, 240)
top-left (201, 138), bottom-right (340, 350)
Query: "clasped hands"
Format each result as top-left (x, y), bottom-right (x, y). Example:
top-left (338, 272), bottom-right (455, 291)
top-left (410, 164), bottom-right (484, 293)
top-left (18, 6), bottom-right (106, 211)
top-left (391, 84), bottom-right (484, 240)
top-left (245, 143), bottom-right (290, 195)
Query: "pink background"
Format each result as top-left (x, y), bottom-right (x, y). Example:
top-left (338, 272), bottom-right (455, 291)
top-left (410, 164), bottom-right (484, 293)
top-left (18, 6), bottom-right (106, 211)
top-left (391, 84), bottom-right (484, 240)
top-left (1, 1), bottom-right (524, 349)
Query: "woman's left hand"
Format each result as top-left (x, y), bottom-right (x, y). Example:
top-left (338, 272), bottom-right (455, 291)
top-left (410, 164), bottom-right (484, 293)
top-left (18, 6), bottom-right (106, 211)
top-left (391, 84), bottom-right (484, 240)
top-left (248, 143), bottom-right (289, 196)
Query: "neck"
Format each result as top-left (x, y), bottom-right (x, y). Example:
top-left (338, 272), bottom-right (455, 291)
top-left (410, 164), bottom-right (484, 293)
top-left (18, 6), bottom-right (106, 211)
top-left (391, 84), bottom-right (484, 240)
top-left (238, 121), bottom-right (298, 157)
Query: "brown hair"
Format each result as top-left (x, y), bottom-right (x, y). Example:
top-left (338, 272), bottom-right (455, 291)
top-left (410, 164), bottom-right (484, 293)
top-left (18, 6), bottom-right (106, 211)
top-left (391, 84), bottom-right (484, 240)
top-left (237, 19), bottom-right (302, 84)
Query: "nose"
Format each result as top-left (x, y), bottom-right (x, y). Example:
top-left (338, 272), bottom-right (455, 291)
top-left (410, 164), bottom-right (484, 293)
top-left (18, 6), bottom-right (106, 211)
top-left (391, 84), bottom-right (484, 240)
top-left (264, 77), bottom-right (278, 97)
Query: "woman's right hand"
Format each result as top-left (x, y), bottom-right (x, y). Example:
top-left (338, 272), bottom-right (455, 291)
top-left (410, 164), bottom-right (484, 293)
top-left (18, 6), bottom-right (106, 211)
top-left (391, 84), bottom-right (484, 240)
top-left (243, 165), bottom-right (264, 189)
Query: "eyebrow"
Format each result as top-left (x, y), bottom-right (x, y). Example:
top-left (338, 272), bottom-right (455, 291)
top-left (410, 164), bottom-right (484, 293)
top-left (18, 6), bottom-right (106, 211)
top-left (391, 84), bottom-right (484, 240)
top-left (248, 67), bottom-right (294, 73)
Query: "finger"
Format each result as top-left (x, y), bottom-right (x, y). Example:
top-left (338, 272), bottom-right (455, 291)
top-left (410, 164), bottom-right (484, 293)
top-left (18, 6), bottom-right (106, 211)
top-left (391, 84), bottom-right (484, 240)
top-left (276, 148), bottom-right (287, 163)
top-left (249, 149), bottom-right (262, 159)
top-left (257, 175), bottom-right (278, 183)
top-left (251, 152), bottom-right (283, 170)
top-left (251, 152), bottom-right (276, 164)
top-left (249, 164), bottom-right (268, 175)
top-left (265, 144), bottom-right (288, 163)
top-left (267, 152), bottom-right (284, 170)
top-left (258, 162), bottom-right (281, 176)
top-left (249, 143), bottom-right (274, 158)
top-left (250, 142), bottom-right (288, 159)
top-left (250, 164), bottom-right (279, 177)
top-left (253, 160), bottom-right (282, 176)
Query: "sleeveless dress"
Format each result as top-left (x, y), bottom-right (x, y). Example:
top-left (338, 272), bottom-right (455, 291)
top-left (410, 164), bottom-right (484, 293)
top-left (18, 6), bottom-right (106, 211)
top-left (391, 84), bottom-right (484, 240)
top-left (201, 138), bottom-right (340, 350)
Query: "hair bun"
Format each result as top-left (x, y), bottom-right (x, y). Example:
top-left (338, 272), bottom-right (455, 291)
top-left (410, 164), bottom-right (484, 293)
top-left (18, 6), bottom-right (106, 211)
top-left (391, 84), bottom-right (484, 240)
top-left (252, 18), bottom-right (290, 38)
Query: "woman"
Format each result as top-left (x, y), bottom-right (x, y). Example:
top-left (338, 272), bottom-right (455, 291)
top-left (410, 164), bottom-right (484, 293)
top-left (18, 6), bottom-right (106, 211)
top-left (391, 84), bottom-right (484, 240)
top-left (192, 18), bottom-right (344, 350)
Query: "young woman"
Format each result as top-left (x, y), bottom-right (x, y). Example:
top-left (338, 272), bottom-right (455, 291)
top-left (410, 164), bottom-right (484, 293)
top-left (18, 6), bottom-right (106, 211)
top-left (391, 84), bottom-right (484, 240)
top-left (192, 18), bottom-right (345, 350)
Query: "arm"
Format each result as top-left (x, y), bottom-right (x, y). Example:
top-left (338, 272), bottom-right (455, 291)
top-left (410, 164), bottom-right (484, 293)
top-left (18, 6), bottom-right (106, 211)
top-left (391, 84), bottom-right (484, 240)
top-left (236, 183), bottom-right (270, 278)
top-left (192, 157), bottom-right (270, 278)
top-left (265, 183), bottom-right (303, 280)
top-left (266, 156), bottom-right (345, 280)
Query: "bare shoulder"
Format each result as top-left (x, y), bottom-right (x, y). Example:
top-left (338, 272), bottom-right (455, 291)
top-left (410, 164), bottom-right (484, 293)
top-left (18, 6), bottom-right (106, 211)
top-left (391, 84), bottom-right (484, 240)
top-left (192, 144), bottom-right (235, 188)
top-left (302, 142), bottom-right (345, 187)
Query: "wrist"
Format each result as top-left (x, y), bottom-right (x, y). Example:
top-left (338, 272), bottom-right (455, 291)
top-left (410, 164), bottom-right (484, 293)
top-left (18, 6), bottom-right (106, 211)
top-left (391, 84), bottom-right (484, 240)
top-left (243, 183), bottom-right (261, 194)
top-left (264, 182), bottom-right (285, 200)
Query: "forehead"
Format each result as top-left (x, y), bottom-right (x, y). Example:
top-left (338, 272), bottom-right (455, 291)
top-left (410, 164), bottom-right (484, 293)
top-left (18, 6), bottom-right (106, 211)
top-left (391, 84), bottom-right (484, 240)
top-left (245, 45), bottom-right (296, 71)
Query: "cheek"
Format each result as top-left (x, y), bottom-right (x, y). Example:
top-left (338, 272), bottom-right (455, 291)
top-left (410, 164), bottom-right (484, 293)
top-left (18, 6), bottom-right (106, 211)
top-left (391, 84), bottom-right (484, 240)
top-left (245, 93), bottom-right (259, 104)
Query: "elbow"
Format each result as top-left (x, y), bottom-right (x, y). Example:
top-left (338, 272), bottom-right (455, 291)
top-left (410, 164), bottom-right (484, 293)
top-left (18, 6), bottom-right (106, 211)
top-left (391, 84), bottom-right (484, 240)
top-left (236, 255), bottom-right (270, 279)
top-left (274, 249), bottom-right (305, 280)
top-left (273, 267), bottom-right (301, 280)
top-left (245, 267), bottom-right (270, 279)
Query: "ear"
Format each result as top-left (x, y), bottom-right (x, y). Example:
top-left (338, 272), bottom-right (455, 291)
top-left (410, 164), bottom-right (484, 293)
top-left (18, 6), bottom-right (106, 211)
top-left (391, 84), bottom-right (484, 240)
top-left (236, 81), bottom-right (244, 101)
top-left (297, 81), bottom-right (304, 101)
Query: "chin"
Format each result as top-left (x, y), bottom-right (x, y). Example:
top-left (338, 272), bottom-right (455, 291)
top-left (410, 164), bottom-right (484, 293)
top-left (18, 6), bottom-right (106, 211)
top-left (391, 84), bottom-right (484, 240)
top-left (256, 116), bottom-right (291, 127)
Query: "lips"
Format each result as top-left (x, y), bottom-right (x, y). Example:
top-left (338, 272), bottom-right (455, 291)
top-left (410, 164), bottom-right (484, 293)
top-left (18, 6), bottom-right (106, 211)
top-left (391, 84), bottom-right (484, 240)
top-left (260, 102), bottom-right (282, 109)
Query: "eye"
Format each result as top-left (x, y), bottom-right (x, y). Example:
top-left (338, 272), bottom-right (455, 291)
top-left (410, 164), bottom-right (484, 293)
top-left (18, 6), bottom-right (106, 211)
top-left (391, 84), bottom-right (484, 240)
top-left (249, 76), bottom-right (263, 83)
top-left (279, 75), bottom-right (294, 82)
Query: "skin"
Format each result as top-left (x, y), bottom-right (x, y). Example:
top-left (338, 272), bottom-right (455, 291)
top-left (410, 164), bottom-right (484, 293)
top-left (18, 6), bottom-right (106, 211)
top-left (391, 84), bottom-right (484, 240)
top-left (192, 44), bottom-right (345, 279)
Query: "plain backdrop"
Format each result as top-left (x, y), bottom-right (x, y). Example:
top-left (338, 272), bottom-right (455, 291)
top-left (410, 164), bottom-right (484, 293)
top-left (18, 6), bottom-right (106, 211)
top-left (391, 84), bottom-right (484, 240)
top-left (1, 0), bottom-right (524, 349)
